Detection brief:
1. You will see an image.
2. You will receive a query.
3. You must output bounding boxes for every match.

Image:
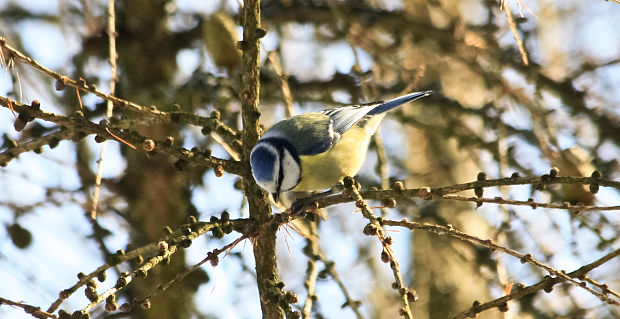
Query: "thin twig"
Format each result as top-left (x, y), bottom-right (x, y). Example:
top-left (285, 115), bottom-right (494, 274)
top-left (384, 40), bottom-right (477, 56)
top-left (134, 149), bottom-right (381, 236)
top-left (306, 175), bottom-right (620, 210)
top-left (299, 220), bottom-right (365, 319)
top-left (0, 129), bottom-right (73, 162)
top-left (46, 220), bottom-right (231, 313)
top-left (442, 194), bottom-right (620, 212)
top-left (316, 247), bottom-right (365, 319)
top-left (267, 51), bottom-right (295, 117)
top-left (450, 248), bottom-right (620, 319)
top-left (381, 219), bottom-right (619, 306)
top-left (501, 0), bottom-right (529, 65)
top-left (0, 38), bottom-right (157, 115)
top-left (301, 221), bottom-right (319, 319)
top-left (81, 216), bottom-right (241, 315)
top-left (0, 96), bottom-right (244, 175)
top-left (210, 132), bottom-right (240, 161)
top-left (373, 129), bottom-right (390, 191)
top-left (345, 177), bottom-right (414, 318)
top-left (0, 38), bottom-right (239, 146)
top-left (0, 297), bottom-right (57, 319)
top-left (90, 0), bottom-right (118, 220)
top-left (124, 235), bottom-right (249, 313)
top-left (81, 243), bottom-right (180, 313)
top-left (373, 130), bottom-right (390, 217)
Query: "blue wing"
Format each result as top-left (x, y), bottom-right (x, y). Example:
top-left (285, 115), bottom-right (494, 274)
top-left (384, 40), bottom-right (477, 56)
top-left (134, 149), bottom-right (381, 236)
top-left (322, 90), bottom-right (434, 138)
top-left (272, 91), bottom-right (434, 156)
top-left (321, 104), bottom-right (378, 138)
top-left (367, 90), bottom-right (433, 115)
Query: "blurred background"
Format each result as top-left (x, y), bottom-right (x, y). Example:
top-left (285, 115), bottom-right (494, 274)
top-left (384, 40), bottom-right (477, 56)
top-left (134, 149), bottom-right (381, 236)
top-left (0, 0), bottom-right (619, 318)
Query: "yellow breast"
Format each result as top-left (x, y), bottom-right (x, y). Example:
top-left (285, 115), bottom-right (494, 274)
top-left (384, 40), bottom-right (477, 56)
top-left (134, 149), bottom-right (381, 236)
top-left (292, 116), bottom-right (384, 191)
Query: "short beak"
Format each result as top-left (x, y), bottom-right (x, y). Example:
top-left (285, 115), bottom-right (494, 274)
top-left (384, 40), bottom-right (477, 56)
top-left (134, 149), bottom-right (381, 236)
top-left (272, 192), bottom-right (280, 203)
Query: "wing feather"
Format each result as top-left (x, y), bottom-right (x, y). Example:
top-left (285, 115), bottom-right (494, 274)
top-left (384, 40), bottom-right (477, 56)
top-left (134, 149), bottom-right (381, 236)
top-left (262, 91), bottom-right (433, 156)
top-left (321, 104), bottom-right (379, 137)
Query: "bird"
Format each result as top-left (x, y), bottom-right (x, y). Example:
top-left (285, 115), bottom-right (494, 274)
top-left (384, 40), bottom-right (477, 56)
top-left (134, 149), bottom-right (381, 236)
top-left (250, 90), bottom-right (434, 203)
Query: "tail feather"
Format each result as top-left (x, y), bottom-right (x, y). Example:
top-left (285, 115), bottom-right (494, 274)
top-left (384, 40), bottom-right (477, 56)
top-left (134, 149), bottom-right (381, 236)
top-left (367, 90), bottom-right (434, 115)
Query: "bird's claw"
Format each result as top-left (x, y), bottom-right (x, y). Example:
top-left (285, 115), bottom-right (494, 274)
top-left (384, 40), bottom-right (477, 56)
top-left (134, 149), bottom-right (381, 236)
top-left (290, 184), bottom-right (343, 215)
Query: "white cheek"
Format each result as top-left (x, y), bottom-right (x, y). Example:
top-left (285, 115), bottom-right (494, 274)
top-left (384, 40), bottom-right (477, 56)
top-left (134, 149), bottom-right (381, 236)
top-left (280, 149), bottom-right (301, 192)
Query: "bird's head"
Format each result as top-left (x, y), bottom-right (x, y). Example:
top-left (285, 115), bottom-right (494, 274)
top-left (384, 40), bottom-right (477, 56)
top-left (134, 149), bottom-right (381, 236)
top-left (250, 137), bottom-right (302, 202)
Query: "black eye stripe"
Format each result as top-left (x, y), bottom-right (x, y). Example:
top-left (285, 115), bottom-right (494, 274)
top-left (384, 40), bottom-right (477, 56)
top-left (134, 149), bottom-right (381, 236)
top-left (255, 137), bottom-right (301, 198)
top-left (255, 137), bottom-right (302, 195)
top-left (257, 137), bottom-right (301, 165)
top-left (276, 147), bottom-right (285, 196)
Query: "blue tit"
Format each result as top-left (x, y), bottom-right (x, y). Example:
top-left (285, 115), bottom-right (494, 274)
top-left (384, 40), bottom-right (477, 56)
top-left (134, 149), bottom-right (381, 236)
top-left (250, 91), bottom-right (434, 202)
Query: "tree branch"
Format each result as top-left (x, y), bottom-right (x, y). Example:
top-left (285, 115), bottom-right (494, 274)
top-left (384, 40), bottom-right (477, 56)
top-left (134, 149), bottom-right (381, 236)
top-left (0, 96), bottom-right (244, 175)
top-left (239, 0), bottom-right (287, 318)
top-left (381, 219), bottom-right (620, 307)
top-left (450, 248), bottom-right (620, 319)
top-left (0, 297), bottom-right (57, 319)
top-left (306, 174), bottom-right (620, 210)
top-left (345, 177), bottom-right (415, 318)
top-left (0, 37), bottom-right (240, 148)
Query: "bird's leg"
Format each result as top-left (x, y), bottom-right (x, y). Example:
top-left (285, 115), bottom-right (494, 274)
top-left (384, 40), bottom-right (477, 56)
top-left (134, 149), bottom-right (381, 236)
top-left (290, 182), bottom-right (344, 215)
